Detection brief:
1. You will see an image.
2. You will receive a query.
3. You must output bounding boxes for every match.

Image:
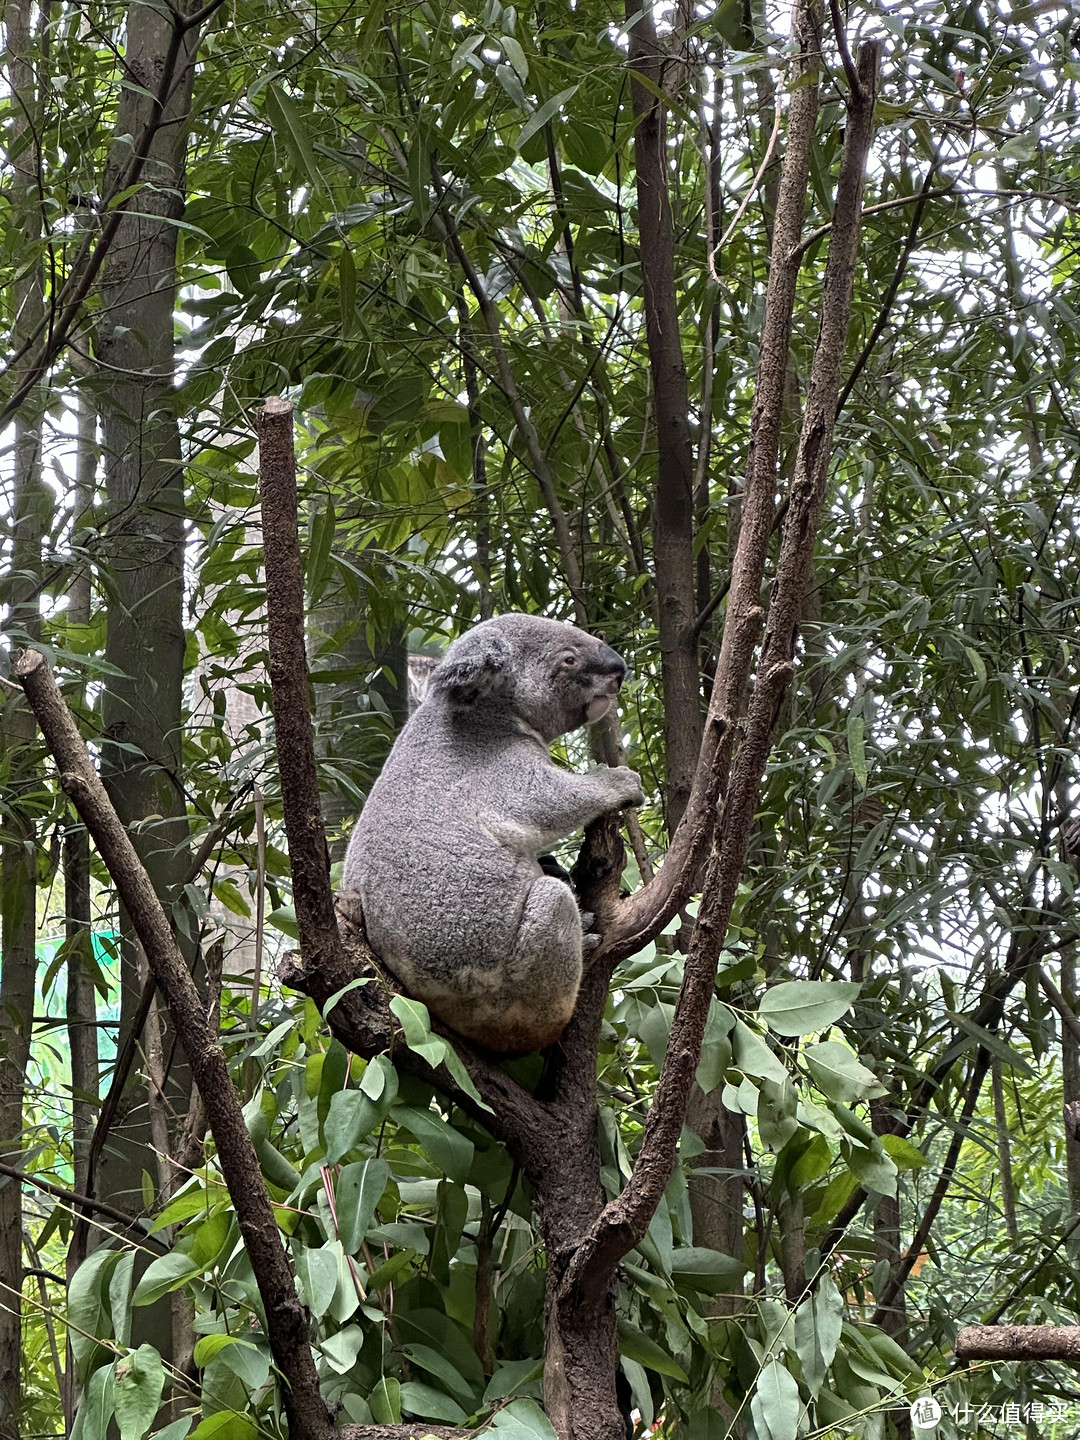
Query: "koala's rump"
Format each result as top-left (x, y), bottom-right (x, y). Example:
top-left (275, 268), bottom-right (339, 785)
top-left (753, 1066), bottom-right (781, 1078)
top-left (341, 700), bottom-right (582, 1049)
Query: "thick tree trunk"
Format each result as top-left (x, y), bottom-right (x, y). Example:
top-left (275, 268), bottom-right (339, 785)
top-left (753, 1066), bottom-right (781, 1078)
top-left (94, 0), bottom-right (199, 1374)
top-left (625, 0), bottom-right (702, 831)
top-left (538, 964), bottom-right (625, 1440)
top-left (97, 0), bottom-right (197, 1015)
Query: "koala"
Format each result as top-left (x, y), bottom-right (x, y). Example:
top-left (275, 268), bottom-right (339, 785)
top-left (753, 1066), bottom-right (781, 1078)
top-left (341, 613), bottom-right (643, 1054)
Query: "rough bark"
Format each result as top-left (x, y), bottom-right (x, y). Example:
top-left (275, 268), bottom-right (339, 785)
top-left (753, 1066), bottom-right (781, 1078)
top-left (565, 32), bottom-right (882, 1306)
top-left (956, 1326), bottom-right (1080, 1362)
top-left (625, 0), bottom-right (702, 831)
top-left (598, 0), bottom-right (823, 969)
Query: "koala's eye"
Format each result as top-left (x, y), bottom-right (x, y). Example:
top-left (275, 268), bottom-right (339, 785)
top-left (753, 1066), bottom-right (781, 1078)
top-left (560, 652), bottom-right (579, 668)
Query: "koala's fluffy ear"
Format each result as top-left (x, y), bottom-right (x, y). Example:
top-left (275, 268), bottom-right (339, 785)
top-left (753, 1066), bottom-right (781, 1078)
top-left (430, 627), bottom-right (514, 704)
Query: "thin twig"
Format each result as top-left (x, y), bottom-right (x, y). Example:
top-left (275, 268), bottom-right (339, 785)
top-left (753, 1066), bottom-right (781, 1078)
top-left (708, 86), bottom-right (783, 278)
top-left (0, 1161), bottom-right (167, 1246)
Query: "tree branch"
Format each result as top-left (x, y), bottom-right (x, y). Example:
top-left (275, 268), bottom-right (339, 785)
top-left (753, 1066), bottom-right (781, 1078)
top-left (14, 648), bottom-right (333, 1440)
top-left (600, 0), bottom-right (824, 965)
top-left (256, 399), bottom-right (554, 1175)
top-left (0, 1160), bottom-right (168, 1247)
top-left (0, 0), bottom-right (224, 424)
top-left (956, 1326), bottom-right (1080, 1362)
top-left (870, 1050), bottom-right (988, 1327)
top-left (565, 27), bottom-right (882, 1305)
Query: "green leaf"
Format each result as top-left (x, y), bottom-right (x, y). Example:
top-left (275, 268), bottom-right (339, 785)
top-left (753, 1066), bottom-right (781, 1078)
top-left (758, 1075), bottom-right (799, 1151)
top-left (794, 1277), bottom-right (844, 1397)
top-left (846, 711), bottom-right (868, 789)
top-left (132, 1251), bottom-right (201, 1307)
top-left (399, 1380), bottom-right (467, 1423)
top-left (323, 1087), bottom-right (379, 1162)
top-left (750, 1358), bottom-right (801, 1440)
top-left (483, 1358), bottom-right (544, 1404)
top-left (364, 1248), bottom-right (417, 1290)
top-left (339, 245), bottom-right (357, 337)
top-left (267, 905), bottom-right (299, 940)
top-left (395, 1104), bottom-right (474, 1181)
top-left (670, 1247), bottom-right (748, 1294)
top-left (945, 1010), bottom-right (1037, 1077)
top-left (881, 1134), bottom-right (930, 1169)
top-left (617, 1320), bottom-right (689, 1381)
top-left (515, 85), bottom-right (579, 152)
top-left (804, 1041), bottom-right (879, 1102)
top-left (759, 981), bottom-right (861, 1037)
top-left (321, 975), bottom-right (371, 1017)
top-left (305, 496), bottom-right (336, 602)
top-left (109, 1251), bottom-right (135, 1349)
top-left (369, 1376), bottom-right (402, 1424)
top-left (74, 1361), bottom-right (116, 1440)
top-left (495, 61), bottom-right (527, 109)
top-left (114, 1345), bottom-right (165, 1440)
top-left (211, 877), bottom-right (250, 917)
top-left (844, 1141), bottom-right (898, 1198)
top-left (150, 1419), bottom-right (192, 1440)
top-left (264, 81), bottom-right (325, 190)
top-left (187, 1411), bottom-right (258, 1440)
top-left (402, 1343), bottom-right (478, 1406)
top-left (500, 34), bottom-right (529, 81)
top-left (487, 1399), bottom-right (559, 1438)
top-left (695, 998), bottom-right (736, 1094)
top-left (193, 1334), bottom-right (246, 1368)
top-left (733, 1020), bottom-right (788, 1084)
top-left (69, 1249), bottom-right (123, 1382)
top-left (335, 1158), bottom-right (390, 1253)
top-left (390, 995), bottom-right (492, 1112)
top-left (319, 1325), bottom-right (365, 1374)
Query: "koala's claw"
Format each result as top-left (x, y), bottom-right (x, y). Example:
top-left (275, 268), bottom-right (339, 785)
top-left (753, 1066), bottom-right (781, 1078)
top-left (583, 931), bottom-right (602, 952)
top-left (334, 889), bottom-right (364, 932)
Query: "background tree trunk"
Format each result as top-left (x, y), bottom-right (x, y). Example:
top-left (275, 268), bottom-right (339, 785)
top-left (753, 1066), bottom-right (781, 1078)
top-left (0, 2), bottom-right (48, 1431)
top-left (93, 0), bottom-right (199, 1374)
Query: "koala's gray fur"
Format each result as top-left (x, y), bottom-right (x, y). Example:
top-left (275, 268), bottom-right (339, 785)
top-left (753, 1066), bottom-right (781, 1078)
top-left (341, 613), bottom-right (642, 1054)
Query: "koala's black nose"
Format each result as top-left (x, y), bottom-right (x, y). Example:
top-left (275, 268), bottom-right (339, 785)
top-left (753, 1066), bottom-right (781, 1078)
top-left (597, 645), bottom-right (627, 685)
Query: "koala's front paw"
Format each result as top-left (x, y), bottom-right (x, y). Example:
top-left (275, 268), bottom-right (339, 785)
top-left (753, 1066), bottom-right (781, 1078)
top-left (598, 764), bottom-right (644, 809)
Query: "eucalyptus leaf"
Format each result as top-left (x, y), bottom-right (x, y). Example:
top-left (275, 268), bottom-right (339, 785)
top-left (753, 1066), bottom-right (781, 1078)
top-left (759, 981), bottom-right (861, 1036)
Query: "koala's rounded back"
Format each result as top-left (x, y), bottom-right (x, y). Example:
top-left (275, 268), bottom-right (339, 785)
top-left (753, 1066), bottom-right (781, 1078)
top-left (341, 613), bottom-right (638, 1053)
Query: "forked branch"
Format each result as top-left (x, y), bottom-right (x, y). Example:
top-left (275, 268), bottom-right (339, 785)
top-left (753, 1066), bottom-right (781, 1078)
top-left (566, 32), bottom-right (883, 1304)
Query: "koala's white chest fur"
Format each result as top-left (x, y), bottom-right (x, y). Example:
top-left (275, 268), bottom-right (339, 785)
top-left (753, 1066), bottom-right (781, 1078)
top-left (341, 614), bottom-right (643, 1054)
